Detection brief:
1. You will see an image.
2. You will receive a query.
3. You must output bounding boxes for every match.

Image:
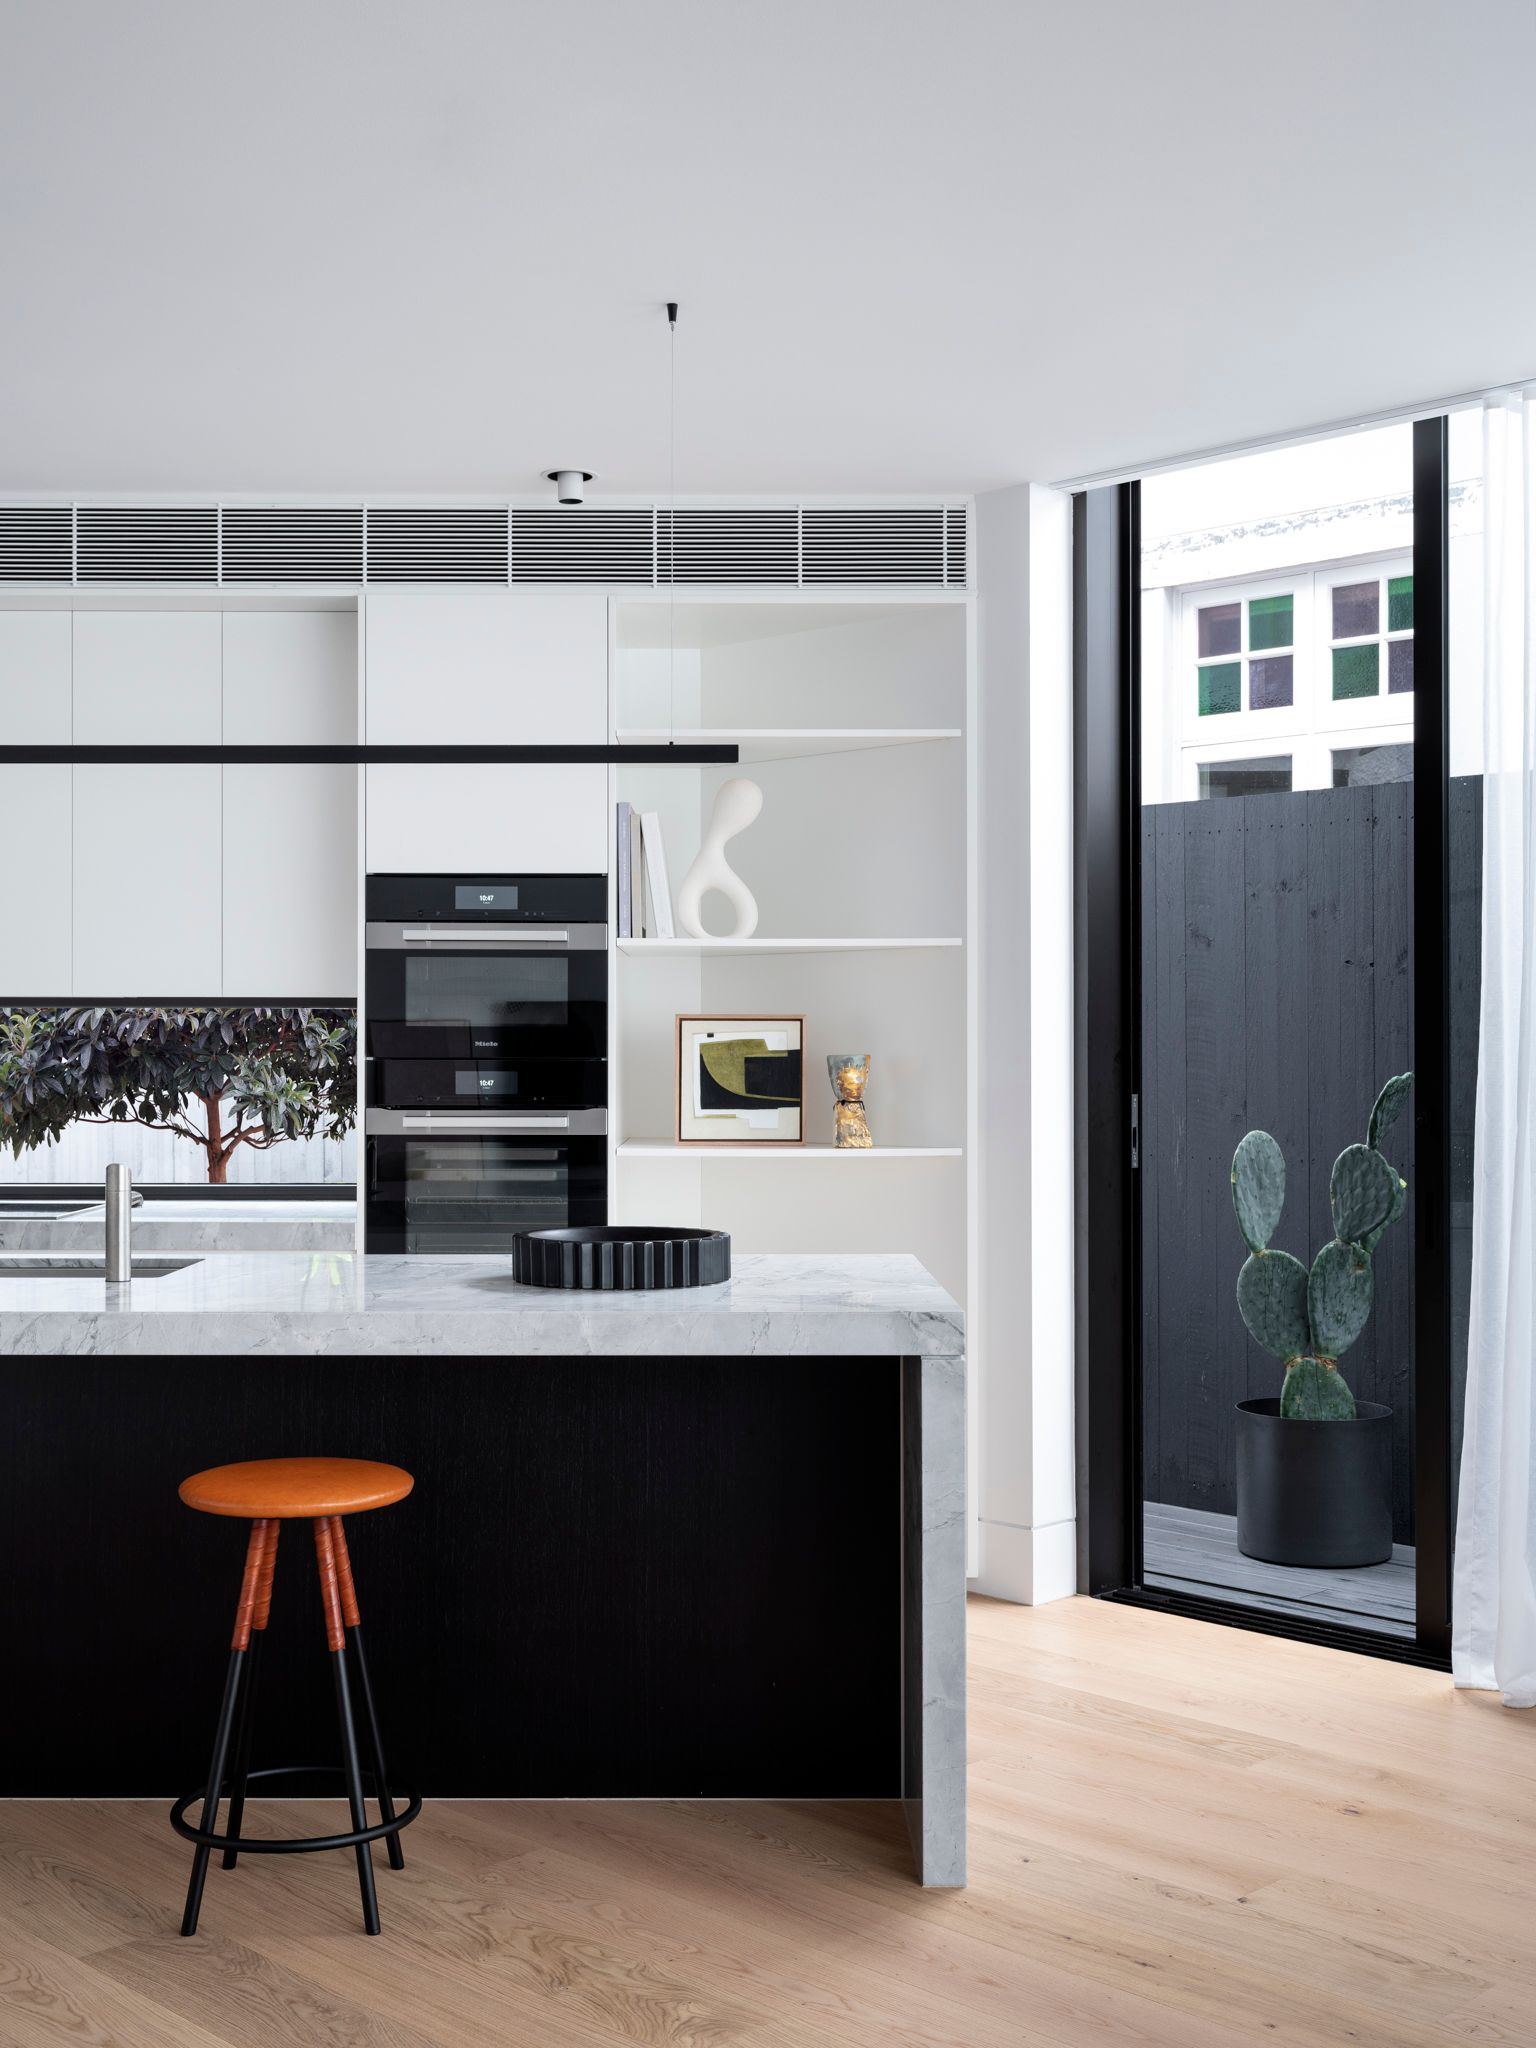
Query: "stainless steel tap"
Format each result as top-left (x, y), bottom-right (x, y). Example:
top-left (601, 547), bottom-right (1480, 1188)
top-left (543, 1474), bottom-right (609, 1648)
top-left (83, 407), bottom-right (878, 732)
top-left (105, 1163), bottom-right (132, 1281)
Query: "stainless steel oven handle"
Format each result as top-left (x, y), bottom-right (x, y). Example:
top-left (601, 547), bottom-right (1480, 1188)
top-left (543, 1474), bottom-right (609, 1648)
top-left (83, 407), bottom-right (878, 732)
top-left (398, 1114), bottom-right (572, 1132)
top-left (400, 927), bottom-right (572, 946)
top-left (365, 921), bottom-right (605, 952)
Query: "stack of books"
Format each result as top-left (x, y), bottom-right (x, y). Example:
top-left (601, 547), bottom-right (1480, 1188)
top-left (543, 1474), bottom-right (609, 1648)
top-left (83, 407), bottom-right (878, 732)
top-left (615, 802), bottom-right (674, 939)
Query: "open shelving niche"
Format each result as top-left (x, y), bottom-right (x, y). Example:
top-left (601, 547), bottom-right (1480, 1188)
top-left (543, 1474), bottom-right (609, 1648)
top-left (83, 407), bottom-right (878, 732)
top-left (607, 596), bottom-right (974, 1310)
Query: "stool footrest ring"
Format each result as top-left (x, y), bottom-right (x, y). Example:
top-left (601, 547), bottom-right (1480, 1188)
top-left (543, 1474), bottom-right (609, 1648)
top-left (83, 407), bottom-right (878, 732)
top-left (170, 1765), bottom-right (421, 1855)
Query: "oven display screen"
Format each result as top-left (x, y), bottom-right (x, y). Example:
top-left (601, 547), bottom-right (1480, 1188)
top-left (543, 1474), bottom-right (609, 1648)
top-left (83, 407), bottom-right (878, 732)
top-left (454, 883), bottom-right (518, 912)
top-left (455, 1070), bottom-right (518, 1097)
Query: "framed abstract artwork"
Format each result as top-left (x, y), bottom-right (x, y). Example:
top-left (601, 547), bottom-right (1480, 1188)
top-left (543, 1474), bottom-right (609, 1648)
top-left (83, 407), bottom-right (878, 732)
top-left (674, 1014), bottom-right (805, 1144)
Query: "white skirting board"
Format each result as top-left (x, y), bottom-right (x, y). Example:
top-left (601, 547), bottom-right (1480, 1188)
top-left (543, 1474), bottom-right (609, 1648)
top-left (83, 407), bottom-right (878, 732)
top-left (969, 1515), bottom-right (1078, 1605)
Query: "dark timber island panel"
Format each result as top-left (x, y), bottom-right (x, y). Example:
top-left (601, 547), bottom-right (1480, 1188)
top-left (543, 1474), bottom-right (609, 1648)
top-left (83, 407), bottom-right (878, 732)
top-left (3, 1355), bottom-right (899, 1795)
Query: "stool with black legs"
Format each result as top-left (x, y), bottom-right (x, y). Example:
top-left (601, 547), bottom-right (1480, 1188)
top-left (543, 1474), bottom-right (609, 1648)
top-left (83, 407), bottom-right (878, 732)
top-left (172, 1457), bottom-right (421, 1937)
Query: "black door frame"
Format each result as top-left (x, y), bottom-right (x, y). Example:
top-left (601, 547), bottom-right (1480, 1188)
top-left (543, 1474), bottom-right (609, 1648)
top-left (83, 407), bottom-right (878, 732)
top-left (1077, 420), bottom-right (1455, 1669)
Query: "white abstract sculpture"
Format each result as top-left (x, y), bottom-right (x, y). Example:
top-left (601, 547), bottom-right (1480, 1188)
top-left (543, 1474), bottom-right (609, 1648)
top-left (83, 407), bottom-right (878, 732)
top-left (676, 777), bottom-right (763, 939)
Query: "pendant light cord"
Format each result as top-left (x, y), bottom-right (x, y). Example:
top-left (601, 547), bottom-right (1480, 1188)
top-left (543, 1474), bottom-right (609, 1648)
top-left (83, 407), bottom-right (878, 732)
top-left (666, 300), bottom-right (678, 743)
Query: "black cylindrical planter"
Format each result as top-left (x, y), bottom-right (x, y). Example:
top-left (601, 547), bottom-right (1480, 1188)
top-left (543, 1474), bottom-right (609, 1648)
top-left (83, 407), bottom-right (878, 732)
top-left (1234, 1398), bottom-right (1394, 1568)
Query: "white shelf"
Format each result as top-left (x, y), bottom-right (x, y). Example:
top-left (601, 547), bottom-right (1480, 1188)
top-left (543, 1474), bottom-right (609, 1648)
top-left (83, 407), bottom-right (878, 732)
top-left (618, 1141), bottom-right (963, 1159)
top-left (617, 935), bottom-right (962, 956)
top-left (614, 727), bottom-right (961, 764)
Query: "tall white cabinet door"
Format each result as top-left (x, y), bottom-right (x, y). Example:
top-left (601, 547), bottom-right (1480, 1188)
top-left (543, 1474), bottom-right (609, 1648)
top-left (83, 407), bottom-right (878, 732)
top-left (224, 610), bottom-right (357, 744)
top-left (223, 766), bottom-right (358, 997)
top-left (0, 765), bottom-right (72, 993)
top-left (364, 592), bottom-right (607, 744)
top-left (366, 764), bottom-right (607, 874)
top-left (73, 766), bottom-right (222, 996)
top-left (0, 612), bottom-right (72, 742)
top-left (73, 612), bottom-right (222, 744)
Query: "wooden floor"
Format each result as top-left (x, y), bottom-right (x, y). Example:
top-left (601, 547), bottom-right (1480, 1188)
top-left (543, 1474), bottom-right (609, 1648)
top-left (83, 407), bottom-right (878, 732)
top-left (2, 1595), bottom-right (1531, 2048)
top-left (1144, 1500), bottom-right (1417, 1636)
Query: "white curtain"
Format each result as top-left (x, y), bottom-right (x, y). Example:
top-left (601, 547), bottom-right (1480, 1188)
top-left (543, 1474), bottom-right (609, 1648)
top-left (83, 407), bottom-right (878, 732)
top-left (1453, 392), bottom-right (1536, 1707)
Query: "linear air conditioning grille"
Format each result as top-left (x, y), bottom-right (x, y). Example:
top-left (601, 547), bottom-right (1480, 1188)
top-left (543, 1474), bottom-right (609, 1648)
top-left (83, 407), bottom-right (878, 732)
top-left (800, 506), bottom-right (947, 586)
top-left (511, 507), bottom-right (655, 584)
top-left (655, 507), bottom-right (798, 585)
top-left (0, 505), bottom-right (73, 581)
top-left (944, 506), bottom-right (968, 586)
top-left (365, 506), bottom-right (509, 582)
top-left (222, 506), bottom-right (364, 582)
top-left (75, 505), bottom-right (218, 583)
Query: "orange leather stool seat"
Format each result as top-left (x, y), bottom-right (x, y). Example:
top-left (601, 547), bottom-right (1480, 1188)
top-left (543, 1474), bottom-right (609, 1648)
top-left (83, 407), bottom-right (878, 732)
top-left (179, 1457), bottom-right (414, 1520)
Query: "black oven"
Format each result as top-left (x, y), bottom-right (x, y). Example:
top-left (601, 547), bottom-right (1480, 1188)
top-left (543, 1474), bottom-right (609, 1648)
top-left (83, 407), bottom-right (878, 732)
top-left (363, 874), bottom-right (608, 1252)
top-left (366, 873), bottom-right (607, 1072)
top-left (364, 1110), bottom-right (607, 1254)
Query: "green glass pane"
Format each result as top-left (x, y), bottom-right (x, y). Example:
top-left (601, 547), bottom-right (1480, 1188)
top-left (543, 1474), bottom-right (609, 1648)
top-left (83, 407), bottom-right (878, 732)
top-left (1333, 643), bottom-right (1380, 700)
top-left (1249, 593), bottom-right (1293, 651)
top-left (1388, 575), bottom-right (1414, 632)
top-left (1198, 662), bottom-right (1241, 715)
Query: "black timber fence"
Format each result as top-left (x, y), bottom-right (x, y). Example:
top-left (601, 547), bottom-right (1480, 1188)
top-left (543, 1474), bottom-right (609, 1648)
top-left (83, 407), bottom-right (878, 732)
top-left (1139, 777), bottom-right (1481, 1546)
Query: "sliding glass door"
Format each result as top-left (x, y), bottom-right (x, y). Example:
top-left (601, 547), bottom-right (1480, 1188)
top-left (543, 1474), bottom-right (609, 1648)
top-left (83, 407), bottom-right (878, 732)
top-left (1078, 412), bottom-right (1465, 1663)
top-left (1136, 423), bottom-right (1420, 1642)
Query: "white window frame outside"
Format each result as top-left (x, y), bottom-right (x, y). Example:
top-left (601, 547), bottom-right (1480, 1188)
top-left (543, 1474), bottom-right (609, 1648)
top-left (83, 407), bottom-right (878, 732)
top-left (1175, 551), bottom-right (1413, 797)
top-left (1313, 560), bottom-right (1417, 734)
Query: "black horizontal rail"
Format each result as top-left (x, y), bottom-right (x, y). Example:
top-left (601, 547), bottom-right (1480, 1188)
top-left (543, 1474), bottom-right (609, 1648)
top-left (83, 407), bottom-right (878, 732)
top-left (0, 743), bottom-right (739, 766)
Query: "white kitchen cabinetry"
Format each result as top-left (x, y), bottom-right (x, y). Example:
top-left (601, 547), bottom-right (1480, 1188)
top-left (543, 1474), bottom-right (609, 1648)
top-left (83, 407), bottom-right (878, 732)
top-left (364, 591), bottom-right (606, 744)
top-left (72, 765), bottom-right (222, 996)
top-left (0, 766), bottom-right (72, 992)
top-left (72, 611), bottom-right (222, 744)
top-left (365, 763), bottom-right (607, 874)
top-left (0, 612), bottom-right (72, 742)
top-left (223, 610), bottom-right (357, 744)
top-left (223, 766), bottom-right (358, 996)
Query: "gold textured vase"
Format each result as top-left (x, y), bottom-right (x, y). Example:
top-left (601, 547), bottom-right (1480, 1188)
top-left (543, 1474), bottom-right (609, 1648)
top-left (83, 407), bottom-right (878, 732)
top-left (828, 1054), bottom-right (873, 1148)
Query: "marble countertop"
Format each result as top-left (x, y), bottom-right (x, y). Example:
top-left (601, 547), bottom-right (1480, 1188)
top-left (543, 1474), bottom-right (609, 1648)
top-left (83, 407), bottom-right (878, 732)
top-left (0, 1250), bottom-right (965, 1357)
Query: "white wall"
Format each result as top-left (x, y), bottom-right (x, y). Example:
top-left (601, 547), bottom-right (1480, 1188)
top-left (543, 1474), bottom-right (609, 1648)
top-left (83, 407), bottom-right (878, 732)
top-left (972, 483), bottom-right (1077, 1605)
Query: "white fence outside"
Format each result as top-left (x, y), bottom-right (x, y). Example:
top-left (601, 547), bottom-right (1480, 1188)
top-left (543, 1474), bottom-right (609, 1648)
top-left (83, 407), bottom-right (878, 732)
top-left (1, 1115), bottom-right (355, 1187)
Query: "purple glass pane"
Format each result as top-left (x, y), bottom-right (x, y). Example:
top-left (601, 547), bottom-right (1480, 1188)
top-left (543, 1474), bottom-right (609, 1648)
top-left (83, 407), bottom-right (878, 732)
top-left (1249, 655), bottom-right (1294, 710)
top-left (1389, 639), bottom-right (1414, 694)
top-left (1198, 602), bottom-right (1240, 658)
top-left (1332, 580), bottom-right (1379, 638)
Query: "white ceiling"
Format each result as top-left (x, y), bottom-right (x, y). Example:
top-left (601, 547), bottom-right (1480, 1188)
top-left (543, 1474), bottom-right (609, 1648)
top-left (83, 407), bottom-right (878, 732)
top-left (3, 0), bottom-right (1533, 499)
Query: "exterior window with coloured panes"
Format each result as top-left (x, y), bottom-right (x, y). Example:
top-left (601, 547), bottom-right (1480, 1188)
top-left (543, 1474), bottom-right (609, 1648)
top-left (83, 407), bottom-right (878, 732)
top-left (1139, 438), bottom-right (1418, 804)
top-left (1169, 562), bottom-right (1414, 801)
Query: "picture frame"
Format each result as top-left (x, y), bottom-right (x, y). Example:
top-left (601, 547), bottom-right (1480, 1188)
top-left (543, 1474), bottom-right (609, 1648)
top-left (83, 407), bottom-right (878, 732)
top-left (674, 1014), bottom-right (806, 1144)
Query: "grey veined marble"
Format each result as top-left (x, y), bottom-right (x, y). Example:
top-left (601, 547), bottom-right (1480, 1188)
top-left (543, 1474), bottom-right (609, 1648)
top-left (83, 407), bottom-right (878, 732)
top-left (0, 1247), bottom-right (967, 1886)
top-left (0, 1249), bottom-right (962, 1357)
top-left (0, 1206), bottom-right (355, 1254)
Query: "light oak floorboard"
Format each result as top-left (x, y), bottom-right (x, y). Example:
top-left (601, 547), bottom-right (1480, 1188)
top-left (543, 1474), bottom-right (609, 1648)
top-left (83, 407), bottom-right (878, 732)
top-left (1, 1596), bottom-right (1530, 2048)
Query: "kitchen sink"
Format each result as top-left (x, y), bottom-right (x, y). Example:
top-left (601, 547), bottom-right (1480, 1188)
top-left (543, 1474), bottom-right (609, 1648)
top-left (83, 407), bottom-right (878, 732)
top-left (0, 1258), bottom-right (202, 1281)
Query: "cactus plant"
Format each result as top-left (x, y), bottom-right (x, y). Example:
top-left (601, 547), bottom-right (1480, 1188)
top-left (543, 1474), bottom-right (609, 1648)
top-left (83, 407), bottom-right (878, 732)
top-left (1231, 1074), bottom-right (1411, 1420)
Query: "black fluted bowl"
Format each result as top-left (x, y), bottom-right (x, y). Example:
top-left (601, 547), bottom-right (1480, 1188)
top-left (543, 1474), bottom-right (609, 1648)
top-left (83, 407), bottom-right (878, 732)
top-left (512, 1226), bottom-right (731, 1291)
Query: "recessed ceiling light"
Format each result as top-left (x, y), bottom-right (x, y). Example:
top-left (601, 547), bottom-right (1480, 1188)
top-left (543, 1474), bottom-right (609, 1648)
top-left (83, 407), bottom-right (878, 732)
top-left (545, 469), bottom-right (593, 505)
